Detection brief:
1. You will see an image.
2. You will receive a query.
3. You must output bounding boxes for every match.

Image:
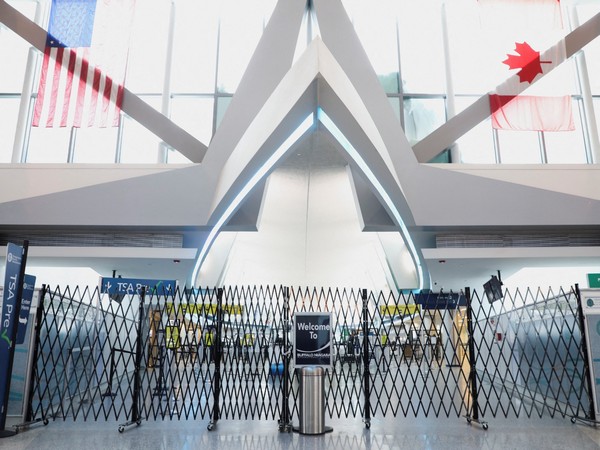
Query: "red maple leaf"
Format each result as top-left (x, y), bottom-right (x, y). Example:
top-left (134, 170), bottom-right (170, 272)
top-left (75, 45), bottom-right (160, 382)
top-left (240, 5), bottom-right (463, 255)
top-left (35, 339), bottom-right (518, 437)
top-left (502, 42), bottom-right (551, 84)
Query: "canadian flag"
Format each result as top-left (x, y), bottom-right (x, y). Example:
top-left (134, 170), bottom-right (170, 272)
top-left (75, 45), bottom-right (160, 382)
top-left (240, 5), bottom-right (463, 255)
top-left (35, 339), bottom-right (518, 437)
top-left (479, 0), bottom-right (574, 132)
top-left (489, 40), bottom-right (574, 131)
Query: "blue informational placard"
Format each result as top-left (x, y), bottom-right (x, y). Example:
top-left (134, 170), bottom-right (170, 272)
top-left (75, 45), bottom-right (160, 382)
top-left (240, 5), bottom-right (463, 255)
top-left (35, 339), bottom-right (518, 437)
top-left (0, 243), bottom-right (25, 422)
top-left (16, 274), bottom-right (36, 345)
top-left (100, 277), bottom-right (176, 296)
top-left (294, 312), bottom-right (332, 368)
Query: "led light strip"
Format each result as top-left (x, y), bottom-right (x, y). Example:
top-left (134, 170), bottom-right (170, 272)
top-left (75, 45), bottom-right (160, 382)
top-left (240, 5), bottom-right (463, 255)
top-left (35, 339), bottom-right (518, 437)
top-left (317, 108), bottom-right (424, 290)
top-left (191, 113), bottom-right (315, 284)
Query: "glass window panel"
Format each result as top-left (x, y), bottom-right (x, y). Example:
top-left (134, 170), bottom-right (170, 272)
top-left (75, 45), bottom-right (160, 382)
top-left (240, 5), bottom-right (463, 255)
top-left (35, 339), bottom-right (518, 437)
top-left (388, 96), bottom-right (401, 123)
top-left (577, 5), bottom-right (600, 94)
top-left (0, 2), bottom-right (37, 92)
top-left (592, 97), bottom-right (600, 163)
top-left (216, 1), bottom-right (265, 93)
top-left (0, 98), bottom-right (20, 162)
top-left (397, 0), bottom-right (445, 94)
top-left (446, 0), bottom-right (569, 96)
top-left (453, 95), bottom-right (478, 115)
top-left (73, 128), bottom-right (118, 163)
top-left (126, 0), bottom-right (171, 94)
top-left (260, 0), bottom-right (278, 25)
top-left (215, 96), bottom-right (232, 130)
top-left (430, 149), bottom-right (450, 164)
top-left (345, 0), bottom-right (400, 93)
top-left (497, 130), bottom-right (541, 164)
top-left (119, 97), bottom-right (161, 163)
top-left (582, 38), bottom-right (600, 95)
top-left (528, 59), bottom-right (577, 97)
top-left (446, 2), bottom-right (503, 95)
top-left (26, 127), bottom-right (71, 163)
top-left (403, 98), bottom-right (446, 146)
top-left (544, 98), bottom-right (587, 164)
top-left (167, 148), bottom-right (192, 164)
top-left (454, 97), bottom-right (496, 164)
top-left (171, 0), bottom-right (219, 93)
top-left (170, 96), bottom-right (214, 147)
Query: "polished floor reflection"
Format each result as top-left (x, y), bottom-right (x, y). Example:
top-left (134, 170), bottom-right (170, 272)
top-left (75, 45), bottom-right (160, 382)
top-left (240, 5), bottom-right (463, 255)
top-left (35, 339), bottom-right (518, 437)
top-left (3, 415), bottom-right (600, 450)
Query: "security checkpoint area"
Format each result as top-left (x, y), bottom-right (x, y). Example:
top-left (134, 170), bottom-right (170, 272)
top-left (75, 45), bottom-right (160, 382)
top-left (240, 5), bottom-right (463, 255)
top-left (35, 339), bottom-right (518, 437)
top-left (3, 281), bottom-right (598, 440)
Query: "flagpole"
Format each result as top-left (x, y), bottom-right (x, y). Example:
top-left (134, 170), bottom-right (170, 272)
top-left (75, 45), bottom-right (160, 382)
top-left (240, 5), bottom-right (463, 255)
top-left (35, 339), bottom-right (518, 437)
top-left (158, 0), bottom-right (177, 164)
top-left (441, 3), bottom-right (461, 164)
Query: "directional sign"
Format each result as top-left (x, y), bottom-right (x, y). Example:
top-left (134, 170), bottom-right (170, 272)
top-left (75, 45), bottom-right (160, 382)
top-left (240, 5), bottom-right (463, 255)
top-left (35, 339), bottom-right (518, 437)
top-left (588, 273), bottom-right (600, 289)
top-left (16, 274), bottom-right (35, 345)
top-left (100, 277), bottom-right (176, 296)
top-left (415, 292), bottom-right (467, 310)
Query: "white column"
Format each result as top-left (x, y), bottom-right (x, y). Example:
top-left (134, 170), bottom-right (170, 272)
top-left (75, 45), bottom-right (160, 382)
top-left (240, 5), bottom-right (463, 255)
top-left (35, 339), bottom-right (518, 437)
top-left (570, 7), bottom-right (600, 164)
top-left (441, 3), bottom-right (461, 163)
top-left (11, 0), bottom-right (47, 163)
top-left (157, 0), bottom-right (177, 163)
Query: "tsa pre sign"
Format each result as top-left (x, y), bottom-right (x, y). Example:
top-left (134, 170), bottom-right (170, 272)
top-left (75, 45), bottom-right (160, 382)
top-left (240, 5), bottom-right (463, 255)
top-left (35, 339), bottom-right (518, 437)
top-left (294, 312), bottom-right (332, 368)
top-left (0, 243), bottom-right (25, 420)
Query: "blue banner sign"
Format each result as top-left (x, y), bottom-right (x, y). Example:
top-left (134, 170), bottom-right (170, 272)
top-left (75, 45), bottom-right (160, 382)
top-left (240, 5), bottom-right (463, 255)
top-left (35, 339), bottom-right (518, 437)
top-left (415, 292), bottom-right (467, 310)
top-left (16, 274), bottom-right (36, 345)
top-left (294, 312), bottom-right (332, 368)
top-left (100, 277), bottom-right (176, 296)
top-left (0, 243), bottom-right (25, 421)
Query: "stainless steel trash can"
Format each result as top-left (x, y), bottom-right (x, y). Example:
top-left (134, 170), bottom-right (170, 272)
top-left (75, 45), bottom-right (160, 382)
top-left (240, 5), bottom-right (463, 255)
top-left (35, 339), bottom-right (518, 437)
top-left (297, 366), bottom-right (332, 434)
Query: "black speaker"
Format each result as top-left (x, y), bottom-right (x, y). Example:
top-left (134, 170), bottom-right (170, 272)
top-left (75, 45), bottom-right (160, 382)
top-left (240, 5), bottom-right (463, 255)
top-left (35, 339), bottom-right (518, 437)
top-left (483, 275), bottom-right (503, 303)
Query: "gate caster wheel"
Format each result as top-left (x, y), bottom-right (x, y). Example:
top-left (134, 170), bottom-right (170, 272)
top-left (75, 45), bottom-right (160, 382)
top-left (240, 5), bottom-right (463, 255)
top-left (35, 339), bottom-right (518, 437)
top-left (136, 420), bottom-right (142, 426)
top-left (118, 426), bottom-right (124, 433)
top-left (571, 417), bottom-right (576, 424)
top-left (43, 419), bottom-right (49, 426)
top-left (466, 417), bottom-right (472, 424)
top-left (364, 420), bottom-right (371, 429)
top-left (207, 422), bottom-right (215, 431)
top-left (482, 422), bottom-right (489, 430)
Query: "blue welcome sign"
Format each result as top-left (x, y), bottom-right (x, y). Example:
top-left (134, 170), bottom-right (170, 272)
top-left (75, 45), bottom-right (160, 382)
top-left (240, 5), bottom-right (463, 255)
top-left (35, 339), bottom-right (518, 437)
top-left (294, 312), bottom-right (332, 368)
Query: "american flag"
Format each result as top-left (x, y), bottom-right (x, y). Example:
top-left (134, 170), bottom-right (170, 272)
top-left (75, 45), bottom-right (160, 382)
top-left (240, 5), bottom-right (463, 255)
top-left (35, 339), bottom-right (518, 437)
top-left (32, 0), bottom-right (136, 128)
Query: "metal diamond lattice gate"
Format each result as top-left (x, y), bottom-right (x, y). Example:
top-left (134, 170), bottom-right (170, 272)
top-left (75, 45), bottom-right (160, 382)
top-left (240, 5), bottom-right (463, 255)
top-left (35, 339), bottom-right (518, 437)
top-left (28, 284), bottom-right (593, 427)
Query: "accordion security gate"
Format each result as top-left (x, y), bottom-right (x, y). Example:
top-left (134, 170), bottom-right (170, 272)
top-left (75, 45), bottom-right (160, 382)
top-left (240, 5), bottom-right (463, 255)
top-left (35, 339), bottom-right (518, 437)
top-left (27, 284), bottom-right (594, 428)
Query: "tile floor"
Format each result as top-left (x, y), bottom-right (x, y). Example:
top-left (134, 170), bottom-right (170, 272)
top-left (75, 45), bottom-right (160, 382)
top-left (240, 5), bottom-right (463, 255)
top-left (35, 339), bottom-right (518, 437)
top-left (2, 414), bottom-right (600, 450)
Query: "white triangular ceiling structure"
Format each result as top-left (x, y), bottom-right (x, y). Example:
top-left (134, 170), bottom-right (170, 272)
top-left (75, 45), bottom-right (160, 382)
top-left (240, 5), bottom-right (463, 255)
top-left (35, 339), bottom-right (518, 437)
top-left (192, 0), bottom-right (600, 288)
top-left (194, 0), bottom-right (426, 287)
top-left (1, 0), bottom-right (600, 290)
